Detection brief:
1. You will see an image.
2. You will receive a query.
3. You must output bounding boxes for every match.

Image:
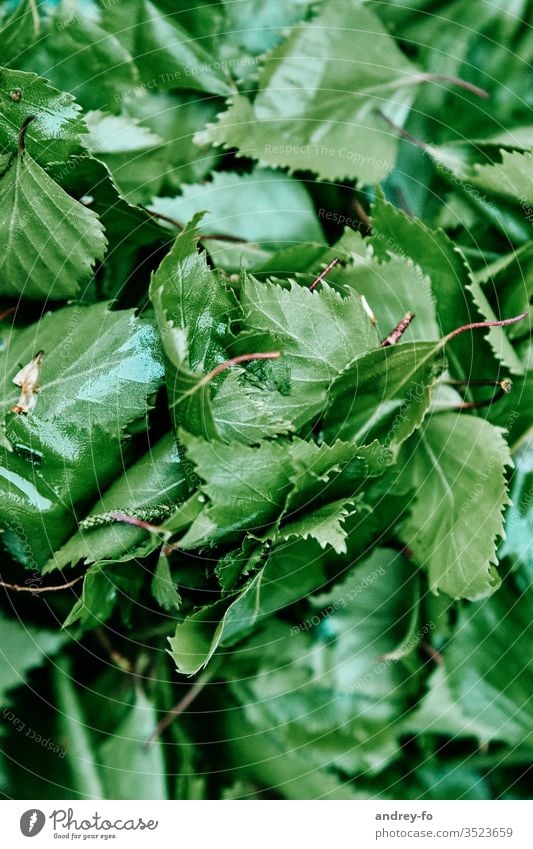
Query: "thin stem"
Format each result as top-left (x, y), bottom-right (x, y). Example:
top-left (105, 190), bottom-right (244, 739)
top-left (18, 115), bottom-right (36, 154)
top-left (381, 311), bottom-right (415, 346)
top-left (143, 207), bottom-right (249, 244)
top-left (444, 312), bottom-right (527, 343)
top-left (413, 73), bottom-right (488, 99)
top-left (309, 257), bottom-right (340, 291)
top-left (453, 381), bottom-right (512, 411)
top-left (0, 574), bottom-right (83, 593)
top-left (109, 512), bottom-right (165, 534)
top-left (95, 629), bottom-right (132, 673)
top-left (144, 660), bottom-right (221, 747)
top-left (353, 197), bottom-right (371, 232)
top-left (0, 307), bottom-right (16, 321)
top-left (202, 351), bottom-right (280, 384)
top-left (378, 111), bottom-right (428, 151)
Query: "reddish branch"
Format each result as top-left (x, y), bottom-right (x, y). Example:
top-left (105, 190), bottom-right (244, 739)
top-left (309, 257), bottom-right (340, 290)
top-left (381, 311), bottom-right (415, 346)
top-left (202, 351), bottom-right (280, 383)
top-left (444, 313), bottom-right (528, 343)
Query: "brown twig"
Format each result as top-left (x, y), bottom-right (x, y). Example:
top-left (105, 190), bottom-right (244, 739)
top-left (144, 663), bottom-right (219, 747)
top-left (353, 197), bottom-right (372, 232)
top-left (378, 111), bottom-right (429, 151)
top-left (0, 574), bottom-right (83, 593)
top-left (381, 311), bottom-right (415, 346)
top-left (420, 642), bottom-right (443, 664)
top-left (452, 379), bottom-right (512, 410)
top-left (0, 307), bottom-right (16, 321)
top-left (413, 73), bottom-right (488, 99)
top-left (309, 257), bottom-right (340, 291)
top-left (143, 207), bottom-right (249, 244)
top-left (95, 629), bottom-right (132, 673)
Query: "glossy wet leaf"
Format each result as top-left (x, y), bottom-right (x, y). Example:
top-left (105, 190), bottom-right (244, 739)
top-left (0, 67), bottom-right (86, 165)
top-left (0, 150), bottom-right (107, 300)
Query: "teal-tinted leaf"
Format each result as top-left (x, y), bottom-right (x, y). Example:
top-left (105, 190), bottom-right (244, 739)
top-left (398, 413), bottom-right (512, 600)
top-left (0, 67), bottom-right (86, 165)
top-left (0, 149), bottom-right (107, 299)
top-left (150, 167), bottom-right (324, 249)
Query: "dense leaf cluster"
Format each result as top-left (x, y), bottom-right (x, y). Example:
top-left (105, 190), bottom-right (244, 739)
top-left (0, 0), bottom-right (531, 800)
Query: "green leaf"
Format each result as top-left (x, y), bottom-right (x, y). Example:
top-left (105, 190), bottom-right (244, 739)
top-left (223, 548), bottom-right (422, 779)
top-left (0, 0), bottom-right (39, 67)
top-left (0, 149), bottom-right (107, 299)
top-left (501, 442), bottom-right (533, 581)
top-left (472, 149), bottom-right (533, 206)
top-left (99, 687), bottom-right (167, 799)
top-left (178, 433), bottom-right (295, 548)
top-left (178, 432), bottom-right (387, 550)
top-left (322, 341), bottom-right (447, 448)
top-left (150, 167), bottom-right (324, 249)
top-left (53, 657), bottom-right (105, 799)
top-left (27, 8), bottom-right (139, 113)
top-left (333, 252), bottom-right (440, 342)
top-left (85, 110), bottom-right (167, 204)
top-left (445, 581), bottom-right (533, 748)
top-left (169, 538), bottom-right (328, 674)
top-left (102, 0), bottom-right (233, 96)
top-left (370, 193), bottom-right (524, 377)
top-left (63, 561), bottom-right (144, 632)
top-left (151, 554), bottom-right (181, 611)
top-left (46, 433), bottom-right (187, 571)
top-left (0, 610), bottom-right (66, 703)
top-left (398, 413), bottom-right (512, 600)
top-left (0, 67), bottom-right (86, 165)
top-left (123, 90), bottom-right (221, 190)
top-left (149, 214), bottom-right (236, 437)
top-left (237, 277), bottom-right (379, 430)
top-left (200, 0), bottom-right (418, 182)
top-left (0, 302), bottom-right (164, 566)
